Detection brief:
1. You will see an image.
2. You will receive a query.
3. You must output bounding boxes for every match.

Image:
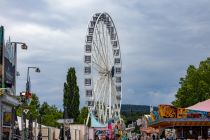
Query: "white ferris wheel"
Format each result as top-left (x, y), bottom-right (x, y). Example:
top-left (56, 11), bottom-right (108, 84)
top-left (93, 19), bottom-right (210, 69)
top-left (84, 12), bottom-right (122, 124)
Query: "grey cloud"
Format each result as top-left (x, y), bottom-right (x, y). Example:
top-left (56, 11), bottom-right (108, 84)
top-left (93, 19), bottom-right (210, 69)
top-left (1, 0), bottom-right (210, 109)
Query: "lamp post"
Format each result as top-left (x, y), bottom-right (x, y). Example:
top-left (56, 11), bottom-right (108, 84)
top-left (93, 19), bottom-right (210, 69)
top-left (37, 109), bottom-right (42, 140)
top-left (21, 66), bottom-right (40, 140)
top-left (10, 41), bottom-right (28, 95)
top-left (26, 67), bottom-right (40, 94)
top-left (64, 106), bottom-right (67, 140)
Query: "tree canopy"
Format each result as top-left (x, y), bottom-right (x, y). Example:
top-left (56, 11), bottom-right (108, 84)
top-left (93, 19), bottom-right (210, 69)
top-left (63, 67), bottom-right (80, 122)
top-left (39, 102), bottom-right (63, 127)
top-left (77, 106), bottom-right (88, 124)
top-left (172, 58), bottom-right (210, 107)
top-left (16, 94), bottom-right (63, 128)
top-left (26, 94), bottom-right (40, 120)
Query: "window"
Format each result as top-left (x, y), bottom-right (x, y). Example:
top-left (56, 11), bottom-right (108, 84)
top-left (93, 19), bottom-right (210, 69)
top-left (84, 56), bottom-right (91, 63)
top-left (106, 21), bottom-right (111, 27)
top-left (114, 58), bottom-right (120, 64)
top-left (116, 95), bottom-right (121, 100)
top-left (113, 49), bottom-right (119, 56)
top-left (116, 86), bottom-right (121, 92)
top-left (90, 21), bottom-right (95, 27)
top-left (95, 13), bottom-right (100, 17)
top-left (85, 45), bottom-right (91, 53)
top-left (84, 67), bottom-right (91, 74)
top-left (88, 28), bottom-right (94, 35)
top-left (86, 90), bottom-right (92, 97)
top-left (114, 104), bottom-right (118, 109)
top-left (85, 78), bottom-right (91, 86)
top-left (115, 67), bottom-right (121, 74)
top-left (111, 33), bottom-right (116, 40)
top-left (99, 14), bottom-right (106, 21)
top-left (87, 101), bottom-right (94, 106)
top-left (93, 16), bottom-right (97, 21)
top-left (104, 17), bottom-right (110, 24)
top-left (109, 27), bottom-right (114, 34)
top-left (87, 35), bottom-right (93, 43)
top-left (112, 41), bottom-right (118, 47)
top-left (116, 77), bottom-right (121, 83)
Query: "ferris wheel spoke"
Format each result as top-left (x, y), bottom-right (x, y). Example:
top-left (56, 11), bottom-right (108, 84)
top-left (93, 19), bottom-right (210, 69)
top-left (100, 76), bottom-right (108, 102)
top-left (96, 23), bottom-right (107, 60)
top-left (104, 25), bottom-right (109, 67)
top-left (92, 62), bottom-right (104, 73)
top-left (104, 23), bottom-right (113, 70)
top-left (92, 48), bottom-right (100, 65)
top-left (94, 76), bottom-right (107, 101)
top-left (92, 56), bottom-right (105, 72)
top-left (105, 33), bottom-right (114, 69)
top-left (95, 79), bottom-right (108, 121)
top-left (92, 63), bottom-right (104, 73)
top-left (97, 76), bottom-right (110, 120)
top-left (92, 39), bottom-right (107, 67)
top-left (101, 22), bottom-right (109, 66)
top-left (93, 26), bottom-right (106, 66)
top-left (92, 41), bottom-right (105, 66)
top-left (95, 24), bottom-right (110, 68)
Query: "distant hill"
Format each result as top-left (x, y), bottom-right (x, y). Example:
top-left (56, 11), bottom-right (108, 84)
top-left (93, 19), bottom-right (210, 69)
top-left (121, 104), bottom-right (158, 116)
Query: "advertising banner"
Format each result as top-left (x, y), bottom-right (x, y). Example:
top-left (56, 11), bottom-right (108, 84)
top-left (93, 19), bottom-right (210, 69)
top-left (158, 104), bottom-right (177, 118)
top-left (158, 105), bottom-right (210, 119)
top-left (177, 108), bottom-right (188, 118)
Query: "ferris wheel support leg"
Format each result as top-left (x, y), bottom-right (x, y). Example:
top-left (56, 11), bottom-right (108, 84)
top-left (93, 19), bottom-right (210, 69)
top-left (86, 112), bottom-right (90, 126)
top-left (109, 77), bottom-right (112, 119)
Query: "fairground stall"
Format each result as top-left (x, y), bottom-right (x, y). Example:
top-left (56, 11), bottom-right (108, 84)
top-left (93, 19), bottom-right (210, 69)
top-left (142, 101), bottom-right (210, 139)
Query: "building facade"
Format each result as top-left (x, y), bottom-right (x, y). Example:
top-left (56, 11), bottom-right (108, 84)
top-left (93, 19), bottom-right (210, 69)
top-left (0, 26), bottom-right (20, 140)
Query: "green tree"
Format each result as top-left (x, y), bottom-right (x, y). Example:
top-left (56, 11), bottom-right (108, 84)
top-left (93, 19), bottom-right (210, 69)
top-left (40, 102), bottom-right (63, 127)
top-left (16, 93), bottom-right (63, 127)
top-left (26, 94), bottom-right (40, 120)
top-left (78, 106), bottom-right (88, 124)
top-left (16, 93), bottom-right (40, 119)
top-left (63, 68), bottom-right (80, 122)
top-left (172, 58), bottom-right (210, 107)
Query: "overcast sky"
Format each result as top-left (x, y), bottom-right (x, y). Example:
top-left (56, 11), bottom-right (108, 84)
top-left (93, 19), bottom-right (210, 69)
top-left (1, 0), bottom-right (210, 109)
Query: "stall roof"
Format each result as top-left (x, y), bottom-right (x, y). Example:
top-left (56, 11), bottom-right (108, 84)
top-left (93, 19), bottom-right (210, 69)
top-left (187, 99), bottom-right (210, 112)
top-left (149, 118), bottom-right (210, 128)
top-left (140, 127), bottom-right (159, 134)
